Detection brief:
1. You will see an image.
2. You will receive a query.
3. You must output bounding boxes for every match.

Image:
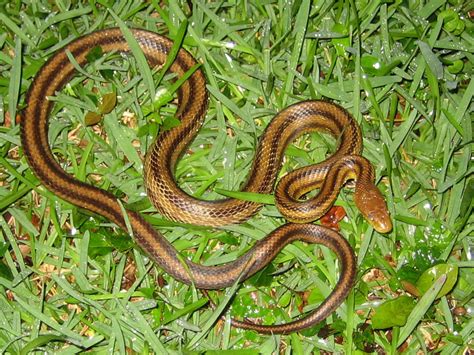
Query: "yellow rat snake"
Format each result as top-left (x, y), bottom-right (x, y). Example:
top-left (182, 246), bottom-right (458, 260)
top-left (21, 28), bottom-right (392, 334)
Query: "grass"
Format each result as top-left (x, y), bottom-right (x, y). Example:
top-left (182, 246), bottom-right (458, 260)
top-left (0, 0), bottom-right (473, 353)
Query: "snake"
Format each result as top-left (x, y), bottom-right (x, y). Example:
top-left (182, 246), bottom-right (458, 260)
top-left (20, 28), bottom-right (392, 334)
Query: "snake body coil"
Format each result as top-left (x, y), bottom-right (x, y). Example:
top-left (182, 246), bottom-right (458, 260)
top-left (21, 28), bottom-right (391, 334)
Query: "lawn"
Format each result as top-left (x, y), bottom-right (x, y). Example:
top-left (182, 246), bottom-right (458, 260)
top-left (0, 0), bottom-right (472, 353)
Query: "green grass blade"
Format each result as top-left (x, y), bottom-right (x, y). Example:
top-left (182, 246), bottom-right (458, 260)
top-left (8, 36), bottom-right (22, 126)
top-left (282, 0), bottom-right (310, 106)
top-left (397, 275), bottom-right (446, 347)
top-left (109, 10), bottom-right (155, 100)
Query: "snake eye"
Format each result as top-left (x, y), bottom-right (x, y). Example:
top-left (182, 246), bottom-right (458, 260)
top-left (367, 212), bottom-right (379, 225)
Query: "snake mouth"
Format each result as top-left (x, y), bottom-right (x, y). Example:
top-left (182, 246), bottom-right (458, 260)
top-left (373, 215), bottom-right (393, 233)
top-left (365, 210), bottom-right (393, 233)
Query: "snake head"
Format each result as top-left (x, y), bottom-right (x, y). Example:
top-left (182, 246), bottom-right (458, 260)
top-left (355, 186), bottom-right (392, 233)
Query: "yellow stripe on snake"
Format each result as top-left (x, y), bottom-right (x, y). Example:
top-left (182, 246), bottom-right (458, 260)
top-left (21, 28), bottom-right (392, 334)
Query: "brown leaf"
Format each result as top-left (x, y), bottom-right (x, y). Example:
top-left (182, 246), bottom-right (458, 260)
top-left (98, 92), bottom-right (117, 114)
top-left (85, 111), bottom-right (103, 126)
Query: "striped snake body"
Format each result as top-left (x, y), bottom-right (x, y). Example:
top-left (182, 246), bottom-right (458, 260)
top-left (21, 28), bottom-right (391, 334)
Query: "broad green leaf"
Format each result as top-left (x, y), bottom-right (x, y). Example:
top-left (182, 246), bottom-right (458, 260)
top-left (416, 264), bottom-right (458, 299)
top-left (372, 296), bottom-right (416, 329)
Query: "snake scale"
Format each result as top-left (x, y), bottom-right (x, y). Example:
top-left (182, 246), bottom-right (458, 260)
top-left (21, 28), bottom-right (391, 334)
